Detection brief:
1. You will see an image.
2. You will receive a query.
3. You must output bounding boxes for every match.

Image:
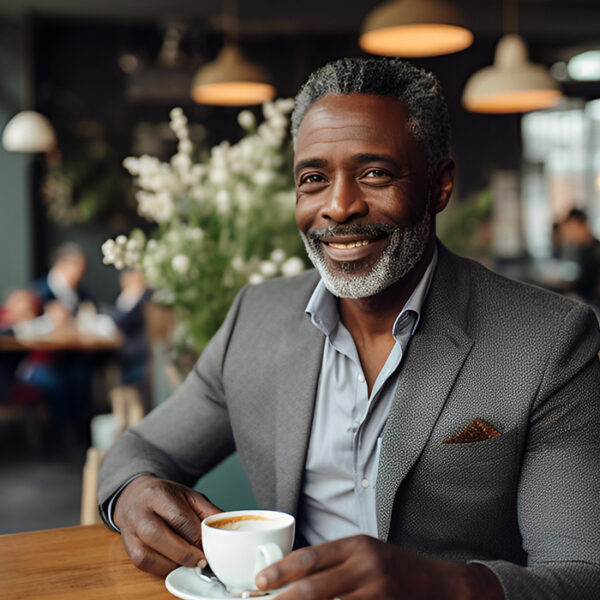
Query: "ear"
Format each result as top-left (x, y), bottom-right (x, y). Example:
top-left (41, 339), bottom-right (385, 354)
top-left (431, 159), bottom-right (455, 214)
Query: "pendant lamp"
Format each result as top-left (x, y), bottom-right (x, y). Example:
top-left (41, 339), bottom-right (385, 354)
top-left (462, 1), bottom-right (562, 113)
top-left (190, 0), bottom-right (275, 106)
top-left (191, 45), bottom-right (275, 106)
top-left (359, 0), bottom-right (473, 58)
top-left (2, 110), bottom-right (56, 153)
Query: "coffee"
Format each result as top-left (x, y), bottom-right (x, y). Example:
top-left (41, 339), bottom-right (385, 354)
top-left (202, 510), bottom-right (295, 592)
top-left (208, 515), bottom-right (274, 531)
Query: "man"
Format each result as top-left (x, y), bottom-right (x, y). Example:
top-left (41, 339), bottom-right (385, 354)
top-left (32, 242), bottom-right (92, 312)
top-left (98, 58), bottom-right (600, 599)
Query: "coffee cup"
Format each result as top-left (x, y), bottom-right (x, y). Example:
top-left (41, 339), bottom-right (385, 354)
top-left (201, 510), bottom-right (295, 593)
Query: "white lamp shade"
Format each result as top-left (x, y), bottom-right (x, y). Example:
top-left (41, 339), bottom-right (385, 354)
top-left (462, 35), bottom-right (562, 113)
top-left (191, 45), bottom-right (276, 106)
top-left (2, 110), bottom-right (57, 153)
top-left (359, 0), bottom-right (474, 58)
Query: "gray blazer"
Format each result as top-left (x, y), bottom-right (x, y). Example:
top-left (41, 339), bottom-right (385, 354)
top-left (99, 244), bottom-right (600, 599)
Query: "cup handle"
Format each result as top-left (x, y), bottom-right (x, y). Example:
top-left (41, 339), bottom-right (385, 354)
top-left (254, 542), bottom-right (284, 576)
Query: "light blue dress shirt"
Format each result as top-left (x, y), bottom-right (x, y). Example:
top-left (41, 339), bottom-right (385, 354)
top-left (299, 249), bottom-right (438, 545)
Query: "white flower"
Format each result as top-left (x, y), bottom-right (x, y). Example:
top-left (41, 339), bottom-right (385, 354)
top-left (116, 234), bottom-right (127, 246)
top-left (237, 110), bottom-right (256, 130)
top-left (275, 98), bottom-right (295, 114)
top-left (248, 273), bottom-right (264, 285)
top-left (216, 189), bottom-right (231, 213)
top-left (209, 166), bottom-right (230, 186)
top-left (252, 169), bottom-right (275, 186)
top-left (171, 254), bottom-right (190, 274)
top-left (136, 190), bottom-right (175, 223)
top-left (270, 248), bottom-right (286, 264)
top-left (178, 139), bottom-right (193, 154)
top-left (259, 260), bottom-right (278, 277)
top-left (281, 257), bottom-right (305, 277)
top-left (231, 256), bottom-right (245, 272)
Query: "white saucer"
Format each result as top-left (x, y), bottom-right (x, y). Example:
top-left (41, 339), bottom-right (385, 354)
top-left (165, 566), bottom-right (287, 600)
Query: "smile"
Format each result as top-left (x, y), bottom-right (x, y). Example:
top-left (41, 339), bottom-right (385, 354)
top-left (327, 240), bottom-right (372, 249)
top-left (319, 236), bottom-right (388, 262)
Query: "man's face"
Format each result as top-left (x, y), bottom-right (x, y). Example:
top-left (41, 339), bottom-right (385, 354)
top-left (294, 93), bottom-right (439, 299)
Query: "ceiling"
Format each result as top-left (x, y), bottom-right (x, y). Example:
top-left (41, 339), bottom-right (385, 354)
top-left (0, 0), bottom-right (599, 41)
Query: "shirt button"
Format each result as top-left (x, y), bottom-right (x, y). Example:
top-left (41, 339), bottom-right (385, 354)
top-left (361, 478), bottom-right (370, 489)
top-left (358, 373), bottom-right (365, 383)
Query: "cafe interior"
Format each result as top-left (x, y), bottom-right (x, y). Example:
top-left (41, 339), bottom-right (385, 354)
top-left (1, 0), bottom-right (599, 544)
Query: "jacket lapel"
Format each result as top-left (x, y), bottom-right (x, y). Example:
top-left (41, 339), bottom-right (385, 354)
top-left (376, 246), bottom-right (474, 540)
top-left (273, 275), bottom-right (325, 516)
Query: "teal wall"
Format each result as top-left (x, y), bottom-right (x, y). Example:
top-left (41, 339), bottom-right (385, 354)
top-left (0, 19), bottom-right (31, 300)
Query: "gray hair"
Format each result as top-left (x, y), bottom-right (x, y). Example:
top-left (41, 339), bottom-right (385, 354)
top-left (291, 57), bottom-right (451, 176)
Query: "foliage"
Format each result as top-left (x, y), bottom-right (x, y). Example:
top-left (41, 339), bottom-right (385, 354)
top-left (102, 101), bottom-right (307, 353)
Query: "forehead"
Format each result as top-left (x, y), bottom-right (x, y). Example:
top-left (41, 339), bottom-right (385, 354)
top-left (295, 93), bottom-right (420, 162)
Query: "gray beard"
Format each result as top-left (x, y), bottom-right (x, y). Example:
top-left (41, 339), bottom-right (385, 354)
top-left (300, 203), bottom-right (431, 299)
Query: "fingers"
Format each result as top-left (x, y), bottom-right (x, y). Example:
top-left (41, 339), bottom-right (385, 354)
top-left (270, 563), bottom-right (359, 600)
top-left (121, 531), bottom-right (180, 576)
top-left (135, 511), bottom-right (206, 568)
top-left (256, 538), bottom-right (352, 590)
top-left (115, 476), bottom-right (222, 575)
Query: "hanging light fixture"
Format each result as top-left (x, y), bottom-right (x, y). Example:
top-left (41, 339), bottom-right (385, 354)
top-left (191, 0), bottom-right (275, 106)
top-left (2, 110), bottom-right (56, 153)
top-left (359, 0), bottom-right (473, 58)
top-left (462, 0), bottom-right (562, 113)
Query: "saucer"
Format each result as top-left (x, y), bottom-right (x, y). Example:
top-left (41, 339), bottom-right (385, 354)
top-left (165, 566), bottom-right (287, 600)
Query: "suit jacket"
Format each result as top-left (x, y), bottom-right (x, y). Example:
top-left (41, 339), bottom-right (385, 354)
top-left (99, 243), bottom-right (600, 599)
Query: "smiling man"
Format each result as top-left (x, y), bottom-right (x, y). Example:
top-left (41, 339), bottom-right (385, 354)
top-left (99, 58), bottom-right (600, 600)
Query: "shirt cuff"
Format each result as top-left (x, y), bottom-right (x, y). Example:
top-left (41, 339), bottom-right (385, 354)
top-left (103, 472), bottom-right (154, 533)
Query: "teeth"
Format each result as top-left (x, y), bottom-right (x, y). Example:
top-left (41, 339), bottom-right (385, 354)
top-left (328, 240), bottom-right (372, 249)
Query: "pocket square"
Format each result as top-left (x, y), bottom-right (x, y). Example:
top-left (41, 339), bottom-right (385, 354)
top-left (443, 418), bottom-right (501, 444)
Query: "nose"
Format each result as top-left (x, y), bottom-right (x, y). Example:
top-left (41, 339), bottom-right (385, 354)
top-left (321, 176), bottom-right (369, 224)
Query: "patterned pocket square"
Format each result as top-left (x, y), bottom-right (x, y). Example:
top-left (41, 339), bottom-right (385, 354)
top-left (443, 418), bottom-right (501, 444)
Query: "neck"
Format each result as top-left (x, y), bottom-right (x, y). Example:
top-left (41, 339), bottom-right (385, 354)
top-left (338, 239), bottom-right (435, 340)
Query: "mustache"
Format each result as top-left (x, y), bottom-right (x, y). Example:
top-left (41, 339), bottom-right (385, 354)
top-left (308, 223), bottom-right (396, 241)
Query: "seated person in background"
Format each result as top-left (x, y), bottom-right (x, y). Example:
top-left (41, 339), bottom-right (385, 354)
top-left (105, 269), bottom-right (152, 386)
top-left (32, 242), bottom-right (93, 313)
top-left (0, 289), bottom-right (42, 335)
top-left (17, 242), bottom-right (94, 434)
top-left (554, 208), bottom-right (600, 307)
top-left (99, 57), bottom-right (600, 599)
top-left (0, 289), bottom-right (42, 400)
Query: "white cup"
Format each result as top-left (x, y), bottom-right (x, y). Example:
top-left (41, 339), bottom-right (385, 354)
top-left (201, 510), bottom-right (295, 593)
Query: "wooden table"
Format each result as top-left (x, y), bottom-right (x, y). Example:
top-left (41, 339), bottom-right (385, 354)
top-left (0, 525), bottom-right (171, 599)
top-left (0, 328), bottom-right (123, 352)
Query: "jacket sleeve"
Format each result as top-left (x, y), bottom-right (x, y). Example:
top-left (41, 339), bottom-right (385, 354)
top-left (97, 285), bottom-right (249, 523)
top-left (473, 302), bottom-right (600, 599)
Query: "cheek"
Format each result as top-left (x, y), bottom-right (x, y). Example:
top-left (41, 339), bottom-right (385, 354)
top-left (295, 194), bottom-right (321, 233)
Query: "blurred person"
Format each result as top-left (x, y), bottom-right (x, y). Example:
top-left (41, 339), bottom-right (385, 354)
top-left (105, 269), bottom-right (152, 387)
top-left (0, 289), bottom-right (43, 401)
top-left (0, 289), bottom-right (42, 335)
top-left (99, 58), bottom-right (600, 599)
top-left (555, 208), bottom-right (600, 305)
top-left (15, 243), bottom-right (95, 436)
top-left (32, 242), bottom-right (93, 313)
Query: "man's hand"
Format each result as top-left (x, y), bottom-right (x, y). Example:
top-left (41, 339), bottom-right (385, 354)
top-left (114, 475), bottom-right (222, 576)
top-left (255, 535), bottom-right (504, 600)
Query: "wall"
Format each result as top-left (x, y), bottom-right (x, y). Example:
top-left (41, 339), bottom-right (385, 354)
top-left (0, 18), bottom-right (31, 300)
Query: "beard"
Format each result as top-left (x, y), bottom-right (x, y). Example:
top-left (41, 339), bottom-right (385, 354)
top-left (300, 202), bottom-right (432, 299)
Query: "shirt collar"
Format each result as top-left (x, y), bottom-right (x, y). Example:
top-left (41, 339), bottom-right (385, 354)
top-left (306, 246), bottom-right (438, 341)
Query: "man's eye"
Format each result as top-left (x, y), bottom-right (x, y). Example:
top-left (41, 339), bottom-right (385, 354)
top-left (363, 169), bottom-right (389, 179)
top-left (299, 173), bottom-right (325, 185)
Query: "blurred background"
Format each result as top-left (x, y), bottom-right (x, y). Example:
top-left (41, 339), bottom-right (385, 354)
top-left (1, 0), bottom-right (600, 534)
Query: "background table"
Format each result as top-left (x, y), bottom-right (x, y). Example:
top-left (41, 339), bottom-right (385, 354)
top-left (0, 524), bottom-right (171, 599)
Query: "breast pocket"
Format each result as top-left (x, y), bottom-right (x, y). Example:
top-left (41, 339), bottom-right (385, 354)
top-left (421, 427), bottom-right (519, 474)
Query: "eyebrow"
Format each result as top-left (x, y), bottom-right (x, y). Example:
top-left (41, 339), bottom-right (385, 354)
top-left (294, 153), bottom-right (402, 179)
